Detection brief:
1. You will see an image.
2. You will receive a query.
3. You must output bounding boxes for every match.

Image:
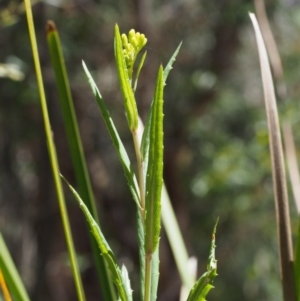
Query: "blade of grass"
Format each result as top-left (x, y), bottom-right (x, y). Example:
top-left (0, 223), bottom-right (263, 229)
top-left (0, 234), bottom-right (30, 301)
top-left (250, 13), bottom-right (296, 301)
top-left (283, 123), bottom-right (300, 214)
top-left (161, 185), bottom-right (194, 289)
top-left (63, 177), bottom-right (132, 301)
top-left (283, 123), bottom-right (300, 300)
top-left (23, 3), bottom-right (86, 301)
top-left (0, 270), bottom-right (12, 301)
top-left (46, 20), bottom-right (116, 301)
top-left (254, 0), bottom-right (286, 99)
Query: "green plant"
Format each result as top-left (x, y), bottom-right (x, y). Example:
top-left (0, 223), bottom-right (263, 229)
top-left (0, 2), bottom-right (218, 301)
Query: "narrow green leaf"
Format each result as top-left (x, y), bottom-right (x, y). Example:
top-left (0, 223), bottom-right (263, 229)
top-left (137, 209), bottom-right (146, 301)
top-left (82, 61), bottom-right (141, 210)
top-left (141, 41), bottom-right (182, 167)
top-left (133, 51), bottom-right (147, 93)
top-left (149, 246), bottom-right (160, 301)
top-left (186, 220), bottom-right (218, 301)
top-left (0, 233), bottom-right (31, 301)
top-left (139, 117), bottom-right (193, 291)
top-left (114, 24), bottom-right (138, 130)
top-left (145, 65), bottom-right (164, 254)
top-left (249, 13), bottom-right (296, 301)
top-left (161, 185), bottom-right (194, 289)
top-left (163, 41), bottom-right (182, 83)
top-left (63, 177), bottom-right (132, 301)
top-left (23, 3), bottom-right (86, 301)
top-left (46, 21), bottom-right (116, 301)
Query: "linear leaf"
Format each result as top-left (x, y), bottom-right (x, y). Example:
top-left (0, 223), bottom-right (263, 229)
top-left (114, 24), bottom-right (138, 130)
top-left (46, 21), bottom-right (116, 301)
top-left (63, 177), bottom-right (132, 301)
top-left (82, 61), bottom-right (140, 210)
top-left (134, 51), bottom-right (147, 93)
top-left (283, 124), bottom-right (300, 214)
top-left (141, 42), bottom-right (182, 173)
top-left (163, 41), bottom-right (182, 83)
top-left (249, 13), bottom-right (296, 301)
top-left (137, 209), bottom-right (146, 301)
top-left (145, 65), bottom-right (164, 254)
top-left (186, 220), bottom-right (218, 301)
top-left (139, 117), bottom-right (194, 291)
top-left (23, 3), bottom-right (86, 301)
top-left (0, 234), bottom-right (31, 301)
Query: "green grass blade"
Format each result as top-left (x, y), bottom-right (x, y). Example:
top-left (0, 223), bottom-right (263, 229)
top-left (114, 24), bottom-right (138, 131)
top-left (250, 13), bottom-right (296, 301)
top-left (161, 185), bottom-right (194, 289)
top-left (186, 220), bottom-right (218, 301)
top-left (133, 51), bottom-right (147, 93)
top-left (0, 234), bottom-right (31, 301)
top-left (23, 4), bottom-right (86, 301)
top-left (46, 21), bottom-right (116, 301)
top-left (82, 61), bottom-right (140, 209)
top-left (63, 177), bottom-right (132, 301)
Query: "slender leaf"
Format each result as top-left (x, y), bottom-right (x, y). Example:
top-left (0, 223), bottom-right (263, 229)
top-left (163, 41), bottom-right (182, 84)
top-left (161, 185), bottom-right (194, 289)
top-left (0, 234), bottom-right (31, 301)
top-left (283, 123), bottom-right (300, 214)
top-left (141, 41), bottom-right (182, 166)
top-left (137, 209), bottom-right (146, 301)
top-left (139, 116), bottom-right (194, 291)
top-left (82, 61), bottom-right (141, 209)
top-left (23, 2), bottom-right (86, 301)
top-left (186, 220), bottom-right (218, 301)
top-left (114, 24), bottom-right (138, 130)
top-left (250, 13), bottom-right (296, 301)
top-left (63, 177), bottom-right (132, 301)
top-left (46, 21), bottom-right (115, 301)
top-left (145, 65), bottom-right (164, 255)
top-left (149, 246), bottom-right (160, 301)
top-left (133, 51), bottom-right (147, 93)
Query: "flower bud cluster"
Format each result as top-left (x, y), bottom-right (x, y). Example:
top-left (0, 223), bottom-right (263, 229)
top-left (121, 29), bottom-right (147, 77)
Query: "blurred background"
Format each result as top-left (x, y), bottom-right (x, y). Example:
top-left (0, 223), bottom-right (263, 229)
top-left (1, 0), bottom-right (300, 300)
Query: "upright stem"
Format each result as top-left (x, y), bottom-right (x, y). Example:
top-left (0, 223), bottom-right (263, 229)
top-left (132, 130), bottom-right (145, 220)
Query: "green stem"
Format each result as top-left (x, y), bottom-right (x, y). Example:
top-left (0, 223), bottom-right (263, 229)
top-left (144, 253), bottom-right (152, 301)
top-left (132, 130), bottom-right (145, 220)
top-left (23, 3), bottom-right (86, 301)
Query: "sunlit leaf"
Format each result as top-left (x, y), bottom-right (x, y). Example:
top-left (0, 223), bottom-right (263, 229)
top-left (63, 177), bottom-right (132, 301)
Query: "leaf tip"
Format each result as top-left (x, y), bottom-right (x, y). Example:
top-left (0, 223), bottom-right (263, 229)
top-left (46, 20), bottom-right (56, 35)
